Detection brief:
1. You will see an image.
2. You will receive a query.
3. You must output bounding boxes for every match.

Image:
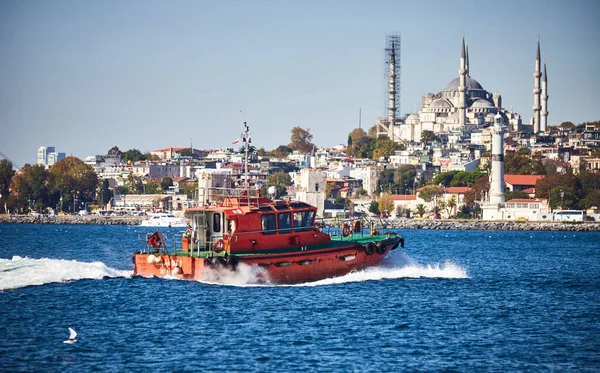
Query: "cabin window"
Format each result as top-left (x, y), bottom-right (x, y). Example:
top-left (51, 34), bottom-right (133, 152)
top-left (261, 214), bottom-right (276, 235)
top-left (293, 210), bottom-right (315, 232)
top-left (213, 213), bottom-right (221, 233)
top-left (278, 212), bottom-right (292, 234)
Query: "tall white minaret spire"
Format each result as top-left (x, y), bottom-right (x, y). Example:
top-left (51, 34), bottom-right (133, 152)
top-left (458, 36), bottom-right (467, 126)
top-left (387, 39), bottom-right (397, 141)
top-left (465, 40), bottom-right (470, 77)
top-left (489, 113), bottom-right (506, 205)
top-left (541, 58), bottom-right (549, 132)
top-left (533, 36), bottom-right (542, 134)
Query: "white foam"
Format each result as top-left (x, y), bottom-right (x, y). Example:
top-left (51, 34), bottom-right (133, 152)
top-left (0, 256), bottom-right (131, 291)
top-left (192, 252), bottom-right (469, 287)
top-left (291, 252), bottom-right (469, 287)
top-left (197, 263), bottom-right (266, 286)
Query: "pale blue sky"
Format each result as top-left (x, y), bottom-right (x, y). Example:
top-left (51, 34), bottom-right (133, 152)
top-left (1, 0), bottom-right (599, 167)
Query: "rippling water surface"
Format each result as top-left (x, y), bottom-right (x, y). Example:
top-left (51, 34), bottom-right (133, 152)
top-left (1, 224), bottom-right (599, 372)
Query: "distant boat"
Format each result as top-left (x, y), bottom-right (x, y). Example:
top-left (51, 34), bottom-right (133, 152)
top-left (140, 213), bottom-right (188, 228)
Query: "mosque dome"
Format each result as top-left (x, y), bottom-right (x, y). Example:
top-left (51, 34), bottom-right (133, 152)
top-left (431, 98), bottom-right (452, 108)
top-left (443, 76), bottom-right (484, 91)
top-left (471, 99), bottom-right (495, 108)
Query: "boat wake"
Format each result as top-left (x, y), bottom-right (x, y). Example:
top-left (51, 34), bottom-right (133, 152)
top-left (0, 256), bottom-right (131, 291)
top-left (194, 252), bottom-right (469, 287)
top-left (295, 252), bottom-right (469, 287)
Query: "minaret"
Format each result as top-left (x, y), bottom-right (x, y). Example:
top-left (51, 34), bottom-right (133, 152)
top-left (465, 40), bottom-right (470, 77)
top-left (541, 58), bottom-right (549, 132)
top-left (458, 36), bottom-right (467, 126)
top-left (533, 37), bottom-right (542, 134)
top-left (489, 113), bottom-right (506, 205)
top-left (387, 39), bottom-right (397, 140)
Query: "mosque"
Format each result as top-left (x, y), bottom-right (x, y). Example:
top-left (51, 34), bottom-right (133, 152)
top-left (377, 36), bottom-right (548, 143)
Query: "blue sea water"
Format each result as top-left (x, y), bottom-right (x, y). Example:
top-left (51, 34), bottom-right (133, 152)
top-left (1, 224), bottom-right (599, 372)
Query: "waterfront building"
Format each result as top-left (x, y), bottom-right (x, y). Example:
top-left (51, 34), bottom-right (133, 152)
top-left (292, 168), bottom-right (326, 216)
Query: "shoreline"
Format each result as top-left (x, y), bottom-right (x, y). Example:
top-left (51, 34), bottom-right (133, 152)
top-left (0, 214), bottom-right (145, 226)
top-left (0, 214), bottom-right (599, 231)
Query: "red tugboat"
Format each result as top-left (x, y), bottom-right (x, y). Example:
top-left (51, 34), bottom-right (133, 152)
top-left (132, 123), bottom-right (404, 284)
top-left (133, 193), bottom-right (404, 284)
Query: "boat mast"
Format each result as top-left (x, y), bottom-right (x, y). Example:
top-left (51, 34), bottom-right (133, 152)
top-left (243, 122), bottom-right (250, 197)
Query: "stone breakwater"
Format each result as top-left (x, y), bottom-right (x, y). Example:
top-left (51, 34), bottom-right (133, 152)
top-left (1, 214), bottom-right (598, 231)
top-left (0, 215), bottom-right (145, 225)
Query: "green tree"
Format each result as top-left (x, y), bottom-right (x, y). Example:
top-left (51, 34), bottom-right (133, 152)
top-left (121, 149), bottom-right (145, 163)
top-left (0, 160), bottom-right (15, 213)
top-left (261, 171), bottom-right (292, 197)
top-left (463, 176), bottom-right (489, 208)
top-left (377, 165), bottom-right (416, 194)
top-left (548, 187), bottom-right (575, 210)
top-left (579, 189), bottom-right (600, 212)
top-left (127, 174), bottom-right (144, 194)
top-left (418, 185), bottom-right (444, 205)
top-left (414, 203), bottom-right (427, 218)
top-left (183, 181), bottom-right (198, 199)
top-left (161, 177), bottom-right (174, 192)
top-left (368, 200), bottom-right (379, 215)
top-left (354, 188), bottom-right (368, 198)
top-left (378, 193), bottom-right (394, 215)
top-left (504, 152), bottom-right (545, 175)
top-left (505, 190), bottom-right (529, 201)
top-left (420, 130), bottom-right (440, 145)
top-left (450, 171), bottom-right (486, 187)
top-left (346, 128), bottom-right (370, 158)
top-left (433, 171), bottom-right (459, 187)
top-left (96, 179), bottom-right (113, 208)
top-left (10, 164), bottom-right (50, 213)
top-left (559, 121), bottom-right (575, 130)
top-left (270, 145), bottom-right (293, 158)
top-left (144, 152), bottom-right (161, 162)
top-left (289, 127), bottom-right (315, 154)
top-left (144, 181), bottom-right (162, 194)
top-left (535, 173), bottom-right (573, 200)
top-left (372, 138), bottom-right (401, 160)
top-left (446, 195), bottom-right (457, 217)
top-left (49, 157), bottom-right (98, 209)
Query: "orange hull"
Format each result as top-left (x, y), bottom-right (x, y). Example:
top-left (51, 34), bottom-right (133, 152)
top-left (133, 241), bottom-right (395, 284)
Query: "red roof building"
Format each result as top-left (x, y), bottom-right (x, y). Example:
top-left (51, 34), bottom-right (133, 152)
top-left (504, 174), bottom-right (545, 191)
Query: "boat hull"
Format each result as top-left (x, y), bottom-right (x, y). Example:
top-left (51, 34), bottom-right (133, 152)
top-left (132, 239), bottom-right (400, 284)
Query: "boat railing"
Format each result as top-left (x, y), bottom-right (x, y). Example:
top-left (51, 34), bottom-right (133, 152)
top-left (205, 186), bottom-right (272, 208)
top-left (315, 215), bottom-right (392, 239)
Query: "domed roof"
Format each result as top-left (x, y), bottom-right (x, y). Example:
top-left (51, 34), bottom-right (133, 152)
top-left (443, 76), bottom-right (484, 91)
top-left (471, 99), bottom-right (495, 108)
top-left (407, 113), bottom-right (419, 120)
top-left (431, 98), bottom-right (452, 108)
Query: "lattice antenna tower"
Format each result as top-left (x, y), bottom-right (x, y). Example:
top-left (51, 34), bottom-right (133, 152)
top-left (384, 34), bottom-right (401, 125)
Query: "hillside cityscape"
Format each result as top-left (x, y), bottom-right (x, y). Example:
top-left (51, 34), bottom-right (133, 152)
top-left (1, 37), bottom-right (599, 222)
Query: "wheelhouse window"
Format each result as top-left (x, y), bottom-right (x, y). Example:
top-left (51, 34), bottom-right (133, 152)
top-left (293, 210), bottom-right (315, 232)
top-left (278, 212), bottom-right (292, 234)
top-left (261, 214), bottom-right (276, 235)
top-left (213, 213), bottom-right (221, 233)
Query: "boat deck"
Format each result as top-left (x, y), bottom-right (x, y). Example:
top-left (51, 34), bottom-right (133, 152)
top-left (139, 234), bottom-right (393, 259)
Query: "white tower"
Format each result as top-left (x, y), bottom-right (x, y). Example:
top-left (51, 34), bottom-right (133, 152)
top-left (458, 37), bottom-right (467, 126)
top-left (540, 58), bottom-right (549, 132)
top-left (489, 113), bottom-right (506, 205)
top-left (533, 38), bottom-right (542, 134)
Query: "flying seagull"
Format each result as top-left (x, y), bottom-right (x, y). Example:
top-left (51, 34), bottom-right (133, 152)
top-left (63, 328), bottom-right (77, 344)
